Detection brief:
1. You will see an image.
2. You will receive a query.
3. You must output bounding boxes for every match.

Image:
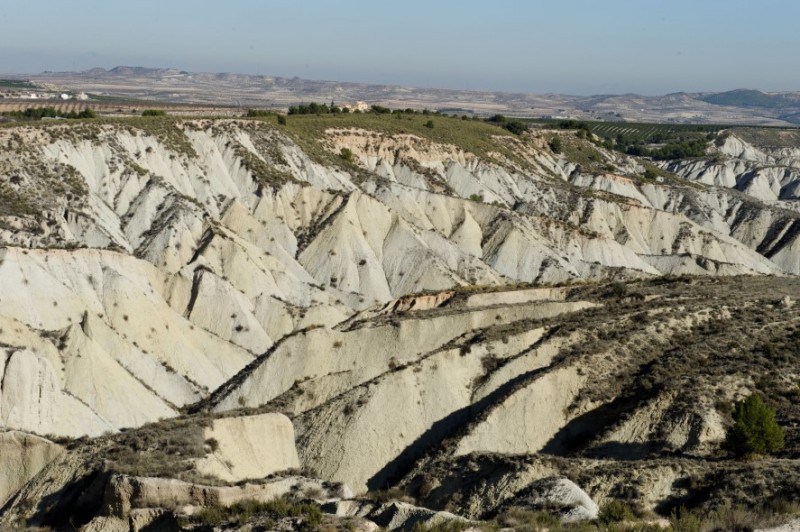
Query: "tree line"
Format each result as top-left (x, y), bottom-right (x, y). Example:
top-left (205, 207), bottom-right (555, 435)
top-left (3, 107), bottom-right (96, 120)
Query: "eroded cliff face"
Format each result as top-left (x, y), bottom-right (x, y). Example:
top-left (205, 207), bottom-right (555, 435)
top-left (1, 117), bottom-right (800, 528)
top-left (0, 118), bottom-right (798, 437)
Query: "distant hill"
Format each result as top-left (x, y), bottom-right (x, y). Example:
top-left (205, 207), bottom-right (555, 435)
top-left (20, 66), bottom-right (800, 125)
top-left (699, 89), bottom-right (799, 109)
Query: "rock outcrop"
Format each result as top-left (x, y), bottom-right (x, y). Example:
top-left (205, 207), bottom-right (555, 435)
top-left (193, 413), bottom-right (300, 482)
top-left (0, 431), bottom-right (63, 506)
top-left (500, 477), bottom-right (599, 523)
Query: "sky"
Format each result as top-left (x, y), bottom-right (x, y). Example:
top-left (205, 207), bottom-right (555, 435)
top-left (0, 0), bottom-right (798, 96)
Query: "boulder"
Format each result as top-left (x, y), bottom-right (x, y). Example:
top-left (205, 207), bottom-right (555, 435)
top-left (503, 477), bottom-right (599, 523)
top-left (368, 501), bottom-right (471, 532)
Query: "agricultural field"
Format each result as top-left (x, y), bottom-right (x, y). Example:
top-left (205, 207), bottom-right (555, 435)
top-left (0, 99), bottom-right (238, 118)
top-left (730, 125), bottom-right (800, 147)
top-left (0, 79), bottom-right (37, 90)
top-left (586, 121), bottom-right (720, 144)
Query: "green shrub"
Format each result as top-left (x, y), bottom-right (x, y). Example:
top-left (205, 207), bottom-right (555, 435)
top-left (340, 147), bottom-right (354, 162)
top-left (599, 500), bottom-right (635, 524)
top-left (246, 109), bottom-right (273, 117)
top-left (187, 497), bottom-right (322, 529)
top-left (289, 102), bottom-right (338, 115)
top-left (607, 281), bottom-right (627, 298)
top-left (411, 519), bottom-right (471, 532)
top-left (548, 137), bottom-right (563, 154)
top-left (4, 106), bottom-right (95, 120)
top-left (726, 393), bottom-right (784, 457)
top-left (504, 120), bottom-right (527, 135)
top-left (425, 120), bottom-right (435, 128)
top-left (277, 114), bottom-right (287, 125)
top-left (141, 109), bottom-right (166, 117)
top-left (702, 505), bottom-right (765, 531)
top-left (670, 507), bottom-right (703, 532)
top-left (195, 505), bottom-right (226, 526)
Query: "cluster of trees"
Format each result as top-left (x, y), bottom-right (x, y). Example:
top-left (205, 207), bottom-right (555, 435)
top-left (556, 119), bottom-right (592, 133)
top-left (287, 102), bottom-right (427, 115)
top-left (245, 109), bottom-right (273, 117)
top-left (485, 114), bottom-right (529, 135)
top-left (555, 119), bottom-right (714, 160)
top-left (0, 79), bottom-right (35, 89)
top-left (4, 107), bottom-right (96, 120)
top-left (288, 102), bottom-right (349, 115)
top-left (246, 109), bottom-right (286, 124)
top-left (623, 138), bottom-right (708, 160)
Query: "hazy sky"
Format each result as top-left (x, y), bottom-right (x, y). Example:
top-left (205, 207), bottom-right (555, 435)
top-left (1, 0), bottom-right (798, 95)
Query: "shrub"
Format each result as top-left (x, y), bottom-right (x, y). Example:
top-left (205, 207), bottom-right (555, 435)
top-left (246, 109), bottom-right (272, 117)
top-left (4, 106), bottom-right (96, 120)
top-left (494, 508), bottom-right (561, 530)
top-left (424, 120), bottom-right (435, 128)
top-left (365, 487), bottom-right (407, 504)
top-left (670, 507), bottom-right (703, 532)
top-left (726, 393), bottom-right (784, 457)
top-left (340, 147), bottom-right (353, 162)
top-left (503, 120), bottom-right (527, 135)
top-left (548, 137), bottom-right (563, 154)
top-left (188, 497), bottom-right (322, 530)
top-left (277, 114), bottom-right (287, 125)
top-left (411, 520), bottom-right (472, 532)
top-left (607, 281), bottom-right (627, 297)
top-left (196, 505), bottom-right (226, 526)
top-left (141, 109), bottom-right (166, 117)
top-left (468, 193), bottom-right (483, 202)
top-left (599, 500), bottom-right (635, 524)
top-left (486, 114), bottom-right (507, 124)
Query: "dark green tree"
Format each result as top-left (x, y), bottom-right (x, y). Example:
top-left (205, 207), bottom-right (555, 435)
top-left (643, 168), bottom-right (658, 179)
top-left (726, 393), bottom-right (784, 457)
top-left (503, 120), bottom-right (527, 135)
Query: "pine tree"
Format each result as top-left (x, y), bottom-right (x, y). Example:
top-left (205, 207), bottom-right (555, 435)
top-left (726, 394), bottom-right (784, 457)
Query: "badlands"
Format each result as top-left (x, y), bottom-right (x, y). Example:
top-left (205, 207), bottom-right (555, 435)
top-left (0, 111), bottom-right (799, 530)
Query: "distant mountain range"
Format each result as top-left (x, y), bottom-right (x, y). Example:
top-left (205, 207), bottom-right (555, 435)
top-left (699, 88), bottom-right (800, 109)
top-left (14, 66), bottom-right (800, 126)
